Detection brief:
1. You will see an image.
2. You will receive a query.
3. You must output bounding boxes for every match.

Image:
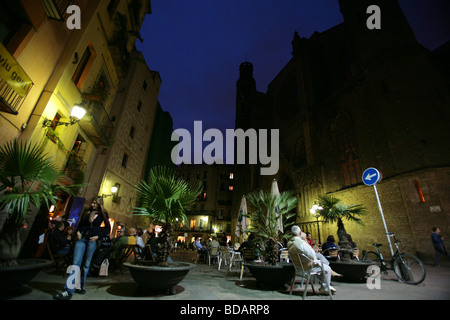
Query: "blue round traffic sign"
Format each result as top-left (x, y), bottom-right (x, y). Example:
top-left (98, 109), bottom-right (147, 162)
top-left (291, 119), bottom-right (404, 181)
top-left (362, 167), bottom-right (382, 186)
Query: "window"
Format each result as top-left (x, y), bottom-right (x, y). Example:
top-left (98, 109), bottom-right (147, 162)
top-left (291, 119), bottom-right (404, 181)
top-left (121, 153), bottom-right (129, 168)
top-left (129, 126), bottom-right (135, 139)
top-left (229, 173), bottom-right (234, 179)
top-left (228, 185), bottom-right (233, 191)
top-left (137, 100), bottom-right (142, 112)
top-left (142, 80), bottom-right (147, 91)
top-left (72, 42), bottom-right (96, 89)
top-left (331, 112), bottom-right (361, 187)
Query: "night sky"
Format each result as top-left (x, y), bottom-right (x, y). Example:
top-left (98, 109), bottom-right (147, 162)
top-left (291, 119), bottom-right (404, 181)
top-left (136, 0), bottom-right (450, 140)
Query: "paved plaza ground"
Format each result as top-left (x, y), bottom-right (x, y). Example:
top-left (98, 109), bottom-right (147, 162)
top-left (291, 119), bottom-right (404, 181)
top-left (3, 258), bottom-right (450, 302)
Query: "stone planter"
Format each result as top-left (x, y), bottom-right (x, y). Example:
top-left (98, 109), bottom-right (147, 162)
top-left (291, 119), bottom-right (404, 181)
top-left (329, 260), bottom-right (375, 282)
top-left (124, 261), bottom-right (196, 294)
top-left (0, 259), bottom-right (53, 295)
top-left (245, 262), bottom-right (295, 289)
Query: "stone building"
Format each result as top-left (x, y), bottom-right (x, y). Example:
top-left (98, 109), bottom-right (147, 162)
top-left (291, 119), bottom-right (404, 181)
top-left (176, 164), bottom-right (234, 245)
top-left (0, 1), bottom-right (160, 245)
top-left (232, 0), bottom-right (450, 261)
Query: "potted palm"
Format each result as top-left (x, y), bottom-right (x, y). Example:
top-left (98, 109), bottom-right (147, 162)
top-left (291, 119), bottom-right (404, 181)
top-left (316, 194), bottom-right (373, 281)
top-left (0, 139), bottom-right (79, 294)
top-left (243, 187), bottom-right (297, 289)
top-left (124, 166), bottom-right (202, 294)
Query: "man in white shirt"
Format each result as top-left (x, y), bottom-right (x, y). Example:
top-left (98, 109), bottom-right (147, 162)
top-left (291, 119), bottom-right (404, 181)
top-left (288, 225), bottom-right (336, 293)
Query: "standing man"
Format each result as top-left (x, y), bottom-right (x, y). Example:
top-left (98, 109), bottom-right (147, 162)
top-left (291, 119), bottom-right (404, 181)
top-left (431, 227), bottom-right (450, 266)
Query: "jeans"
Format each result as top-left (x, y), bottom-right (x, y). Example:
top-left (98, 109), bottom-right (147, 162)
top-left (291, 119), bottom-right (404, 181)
top-left (64, 238), bottom-right (97, 294)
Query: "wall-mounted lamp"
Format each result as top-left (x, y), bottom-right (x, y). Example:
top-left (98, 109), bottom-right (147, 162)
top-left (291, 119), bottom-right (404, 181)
top-left (102, 183), bottom-right (120, 203)
top-left (42, 103), bottom-right (87, 127)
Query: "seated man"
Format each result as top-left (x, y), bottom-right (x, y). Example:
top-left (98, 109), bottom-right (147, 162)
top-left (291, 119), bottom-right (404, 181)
top-left (288, 225), bottom-right (336, 293)
top-left (109, 229), bottom-right (129, 260)
top-left (48, 221), bottom-right (70, 255)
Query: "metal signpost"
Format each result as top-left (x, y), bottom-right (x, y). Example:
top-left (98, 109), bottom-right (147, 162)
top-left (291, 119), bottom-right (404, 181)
top-left (362, 167), bottom-right (394, 256)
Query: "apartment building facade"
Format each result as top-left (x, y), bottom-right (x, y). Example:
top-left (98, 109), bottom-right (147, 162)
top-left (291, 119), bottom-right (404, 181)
top-left (0, 1), bottom-right (156, 239)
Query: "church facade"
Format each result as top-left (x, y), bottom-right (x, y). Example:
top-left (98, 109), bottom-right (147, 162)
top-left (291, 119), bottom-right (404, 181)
top-left (232, 0), bottom-right (450, 261)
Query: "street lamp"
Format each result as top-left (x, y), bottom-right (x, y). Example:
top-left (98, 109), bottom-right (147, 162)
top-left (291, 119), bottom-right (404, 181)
top-left (310, 202), bottom-right (323, 244)
top-left (102, 183), bottom-right (120, 203)
top-left (42, 103), bottom-right (86, 127)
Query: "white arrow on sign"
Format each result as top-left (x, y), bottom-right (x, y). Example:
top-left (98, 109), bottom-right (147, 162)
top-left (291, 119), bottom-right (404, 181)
top-left (365, 172), bottom-right (377, 181)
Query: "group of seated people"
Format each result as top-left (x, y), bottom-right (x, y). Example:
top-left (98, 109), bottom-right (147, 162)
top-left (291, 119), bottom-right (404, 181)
top-left (194, 236), bottom-right (221, 264)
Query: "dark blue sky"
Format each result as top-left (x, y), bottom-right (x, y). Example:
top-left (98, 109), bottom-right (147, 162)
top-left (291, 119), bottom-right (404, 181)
top-left (136, 0), bottom-right (450, 135)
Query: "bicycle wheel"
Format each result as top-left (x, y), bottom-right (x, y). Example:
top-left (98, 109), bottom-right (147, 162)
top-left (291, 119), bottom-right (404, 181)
top-left (393, 253), bottom-right (426, 285)
top-left (363, 251), bottom-right (381, 266)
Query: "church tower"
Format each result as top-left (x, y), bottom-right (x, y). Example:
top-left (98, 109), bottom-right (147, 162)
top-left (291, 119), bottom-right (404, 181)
top-left (235, 61), bottom-right (256, 130)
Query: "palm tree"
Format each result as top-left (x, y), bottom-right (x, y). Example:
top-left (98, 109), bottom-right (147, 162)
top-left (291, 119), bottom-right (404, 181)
top-left (316, 194), bottom-right (367, 261)
top-left (133, 166), bottom-right (202, 266)
top-left (0, 139), bottom-right (79, 267)
top-left (246, 189), bottom-right (297, 265)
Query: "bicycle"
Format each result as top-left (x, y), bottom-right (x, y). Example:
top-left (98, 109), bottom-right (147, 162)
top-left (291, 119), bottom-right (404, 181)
top-left (363, 232), bottom-right (426, 285)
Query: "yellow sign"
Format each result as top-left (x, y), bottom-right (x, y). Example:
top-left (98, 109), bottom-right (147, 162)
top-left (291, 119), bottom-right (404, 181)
top-left (0, 42), bottom-right (33, 97)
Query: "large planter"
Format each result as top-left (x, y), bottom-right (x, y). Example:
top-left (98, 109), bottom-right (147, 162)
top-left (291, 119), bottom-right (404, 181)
top-left (0, 259), bottom-right (52, 295)
top-left (245, 262), bottom-right (295, 289)
top-left (330, 260), bottom-right (375, 282)
top-left (124, 261), bottom-right (196, 294)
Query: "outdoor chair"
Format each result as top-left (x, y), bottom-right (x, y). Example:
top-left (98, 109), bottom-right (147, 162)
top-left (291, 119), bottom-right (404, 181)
top-left (228, 250), bottom-right (242, 273)
top-left (322, 248), bottom-right (340, 261)
top-left (46, 240), bottom-right (71, 272)
top-left (110, 244), bottom-right (135, 274)
top-left (289, 251), bottom-right (332, 300)
top-left (280, 249), bottom-right (289, 262)
top-left (352, 248), bottom-right (360, 261)
top-left (143, 244), bottom-right (156, 262)
top-left (239, 248), bottom-right (255, 280)
top-left (218, 247), bottom-right (231, 270)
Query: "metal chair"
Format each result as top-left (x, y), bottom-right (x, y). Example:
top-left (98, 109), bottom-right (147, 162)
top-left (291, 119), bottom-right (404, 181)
top-left (280, 249), bottom-right (289, 262)
top-left (228, 250), bottom-right (242, 273)
top-left (352, 248), bottom-right (360, 261)
top-left (322, 248), bottom-right (340, 261)
top-left (239, 248), bottom-right (255, 280)
top-left (218, 247), bottom-right (231, 270)
top-left (289, 251), bottom-right (332, 300)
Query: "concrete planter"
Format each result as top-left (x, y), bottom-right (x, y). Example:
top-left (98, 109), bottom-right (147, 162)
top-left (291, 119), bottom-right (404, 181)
top-left (0, 259), bottom-right (52, 296)
top-left (329, 260), bottom-right (375, 282)
top-left (245, 262), bottom-right (295, 289)
top-left (124, 261), bottom-right (196, 294)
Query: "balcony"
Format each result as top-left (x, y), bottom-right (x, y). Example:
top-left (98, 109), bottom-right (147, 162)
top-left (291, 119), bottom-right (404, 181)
top-left (63, 153), bottom-right (86, 182)
top-left (108, 27), bottom-right (131, 78)
top-left (78, 100), bottom-right (114, 146)
top-left (41, 0), bottom-right (74, 21)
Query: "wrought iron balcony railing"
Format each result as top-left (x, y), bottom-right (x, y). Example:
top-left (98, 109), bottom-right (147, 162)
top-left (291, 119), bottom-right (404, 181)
top-left (41, 0), bottom-right (74, 21)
